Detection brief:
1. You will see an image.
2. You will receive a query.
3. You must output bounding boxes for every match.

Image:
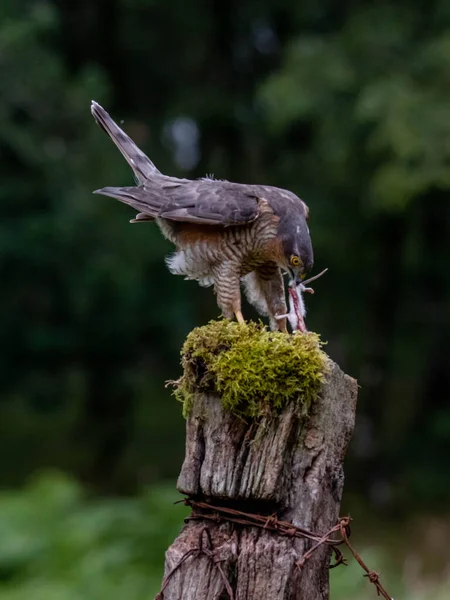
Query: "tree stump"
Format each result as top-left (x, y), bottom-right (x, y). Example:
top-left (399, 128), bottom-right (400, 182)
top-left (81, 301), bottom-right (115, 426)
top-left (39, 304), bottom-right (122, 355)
top-left (160, 323), bottom-right (358, 600)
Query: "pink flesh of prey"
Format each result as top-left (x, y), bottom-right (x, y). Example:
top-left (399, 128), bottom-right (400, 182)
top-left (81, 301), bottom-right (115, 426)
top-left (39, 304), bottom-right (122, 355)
top-left (287, 284), bottom-right (308, 332)
top-left (276, 268), bottom-right (328, 333)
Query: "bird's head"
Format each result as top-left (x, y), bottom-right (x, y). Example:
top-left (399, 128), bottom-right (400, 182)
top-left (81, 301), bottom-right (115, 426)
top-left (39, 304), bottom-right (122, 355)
top-left (280, 212), bottom-right (314, 286)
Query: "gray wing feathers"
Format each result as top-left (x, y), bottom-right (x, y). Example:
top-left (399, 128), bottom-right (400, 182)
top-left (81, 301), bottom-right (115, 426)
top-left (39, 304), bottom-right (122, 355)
top-left (91, 101), bottom-right (161, 183)
top-left (160, 183), bottom-right (260, 225)
top-left (159, 208), bottom-right (224, 225)
top-left (94, 182), bottom-right (260, 226)
top-left (91, 101), bottom-right (262, 226)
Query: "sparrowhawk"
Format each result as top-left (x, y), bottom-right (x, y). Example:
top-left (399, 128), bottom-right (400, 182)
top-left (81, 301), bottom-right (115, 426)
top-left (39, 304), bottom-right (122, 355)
top-left (91, 101), bottom-right (314, 332)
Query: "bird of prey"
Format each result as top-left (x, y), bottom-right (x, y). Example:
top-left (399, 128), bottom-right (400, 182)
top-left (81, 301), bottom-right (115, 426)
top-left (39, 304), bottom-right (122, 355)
top-left (91, 101), bottom-right (314, 331)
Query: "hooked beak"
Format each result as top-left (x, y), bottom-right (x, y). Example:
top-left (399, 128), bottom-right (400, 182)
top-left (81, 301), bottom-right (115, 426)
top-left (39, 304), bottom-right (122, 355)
top-left (288, 268), bottom-right (306, 287)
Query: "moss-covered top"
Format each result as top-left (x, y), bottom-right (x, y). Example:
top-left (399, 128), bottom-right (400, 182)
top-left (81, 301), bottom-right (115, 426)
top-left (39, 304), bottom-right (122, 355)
top-left (172, 320), bottom-right (328, 419)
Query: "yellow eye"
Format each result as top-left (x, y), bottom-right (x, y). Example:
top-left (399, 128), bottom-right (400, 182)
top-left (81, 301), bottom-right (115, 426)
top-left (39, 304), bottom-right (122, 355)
top-left (290, 255), bottom-right (301, 267)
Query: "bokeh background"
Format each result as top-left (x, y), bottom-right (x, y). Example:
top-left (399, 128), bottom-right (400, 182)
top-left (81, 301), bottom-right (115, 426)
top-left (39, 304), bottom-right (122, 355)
top-left (1, 0), bottom-right (450, 598)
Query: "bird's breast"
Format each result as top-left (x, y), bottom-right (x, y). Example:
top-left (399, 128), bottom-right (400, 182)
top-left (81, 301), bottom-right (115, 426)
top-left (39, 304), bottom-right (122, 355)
top-left (164, 215), bottom-right (282, 270)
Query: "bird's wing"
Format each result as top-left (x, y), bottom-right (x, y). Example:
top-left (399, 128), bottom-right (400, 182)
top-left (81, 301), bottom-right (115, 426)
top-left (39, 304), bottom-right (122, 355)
top-left (91, 101), bottom-right (161, 183)
top-left (159, 180), bottom-right (260, 225)
top-left (94, 180), bottom-right (261, 226)
top-left (91, 101), bottom-right (268, 226)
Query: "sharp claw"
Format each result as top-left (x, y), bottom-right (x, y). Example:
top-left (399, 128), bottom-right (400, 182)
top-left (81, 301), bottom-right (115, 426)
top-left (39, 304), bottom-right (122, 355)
top-left (235, 310), bottom-right (245, 325)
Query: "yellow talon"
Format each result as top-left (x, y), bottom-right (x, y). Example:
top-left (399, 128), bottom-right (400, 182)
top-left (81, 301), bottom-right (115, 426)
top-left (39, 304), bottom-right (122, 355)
top-left (235, 310), bottom-right (245, 325)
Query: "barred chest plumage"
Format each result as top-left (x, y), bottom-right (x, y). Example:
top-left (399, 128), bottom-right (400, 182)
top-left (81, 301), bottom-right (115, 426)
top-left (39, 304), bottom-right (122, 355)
top-left (159, 202), bottom-right (280, 286)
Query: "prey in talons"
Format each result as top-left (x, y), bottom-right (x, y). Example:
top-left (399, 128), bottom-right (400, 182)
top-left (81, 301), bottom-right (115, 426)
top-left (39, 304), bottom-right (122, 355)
top-left (275, 268), bottom-right (328, 333)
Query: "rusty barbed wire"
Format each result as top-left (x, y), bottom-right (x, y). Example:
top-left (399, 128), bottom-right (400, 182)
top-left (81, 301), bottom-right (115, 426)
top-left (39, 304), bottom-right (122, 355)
top-left (156, 526), bottom-right (234, 600)
top-left (155, 498), bottom-right (393, 600)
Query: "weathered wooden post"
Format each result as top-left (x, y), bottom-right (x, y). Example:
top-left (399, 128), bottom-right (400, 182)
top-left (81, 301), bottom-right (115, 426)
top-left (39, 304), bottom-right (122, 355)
top-left (158, 320), bottom-right (358, 600)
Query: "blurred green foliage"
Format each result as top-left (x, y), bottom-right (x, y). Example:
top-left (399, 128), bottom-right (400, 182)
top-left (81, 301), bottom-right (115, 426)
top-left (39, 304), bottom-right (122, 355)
top-left (0, 473), bottom-right (188, 599)
top-left (0, 0), bottom-right (449, 513)
top-left (0, 474), bottom-right (448, 600)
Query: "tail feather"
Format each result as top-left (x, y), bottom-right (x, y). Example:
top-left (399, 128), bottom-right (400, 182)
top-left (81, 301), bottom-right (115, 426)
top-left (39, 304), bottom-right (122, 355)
top-left (91, 101), bottom-right (161, 183)
top-left (93, 186), bottom-right (162, 218)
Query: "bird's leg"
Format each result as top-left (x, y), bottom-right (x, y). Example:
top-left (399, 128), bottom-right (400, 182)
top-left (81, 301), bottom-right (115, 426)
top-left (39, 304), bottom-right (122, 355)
top-left (213, 263), bottom-right (245, 324)
top-left (235, 310), bottom-right (245, 325)
top-left (274, 315), bottom-right (288, 333)
top-left (242, 265), bottom-right (287, 332)
top-left (261, 268), bottom-right (288, 332)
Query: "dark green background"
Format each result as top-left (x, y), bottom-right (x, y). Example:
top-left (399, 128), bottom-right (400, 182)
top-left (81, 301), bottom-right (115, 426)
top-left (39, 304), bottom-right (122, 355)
top-left (1, 0), bottom-right (449, 596)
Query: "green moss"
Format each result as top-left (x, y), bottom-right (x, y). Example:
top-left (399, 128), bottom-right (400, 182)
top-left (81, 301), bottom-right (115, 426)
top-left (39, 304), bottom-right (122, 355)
top-left (172, 320), bottom-right (328, 419)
